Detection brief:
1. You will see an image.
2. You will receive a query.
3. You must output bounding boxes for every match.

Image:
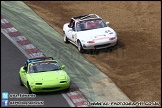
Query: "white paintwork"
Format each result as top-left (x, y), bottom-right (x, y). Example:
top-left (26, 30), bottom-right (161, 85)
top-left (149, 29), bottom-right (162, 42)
top-left (63, 14), bottom-right (117, 50)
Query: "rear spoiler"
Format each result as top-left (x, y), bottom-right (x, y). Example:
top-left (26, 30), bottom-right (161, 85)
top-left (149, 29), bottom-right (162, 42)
top-left (27, 57), bottom-right (54, 63)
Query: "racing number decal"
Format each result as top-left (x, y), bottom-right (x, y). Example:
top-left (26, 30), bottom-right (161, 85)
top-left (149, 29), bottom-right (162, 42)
top-left (105, 30), bottom-right (110, 34)
top-left (72, 33), bottom-right (77, 42)
top-left (105, 30), bottom-right (113, 34)
top-left (74, 34), bottom-right (77, 41)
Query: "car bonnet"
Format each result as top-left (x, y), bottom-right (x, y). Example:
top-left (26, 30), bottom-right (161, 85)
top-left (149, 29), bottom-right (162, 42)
top-left (29, 70), bottom-right (66, 81)
top-left (76, 27), bottom-right (116, 40)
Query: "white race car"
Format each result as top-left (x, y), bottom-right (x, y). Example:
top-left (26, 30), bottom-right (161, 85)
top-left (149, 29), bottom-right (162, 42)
top-left (63, 14), bottom-right (117, 53)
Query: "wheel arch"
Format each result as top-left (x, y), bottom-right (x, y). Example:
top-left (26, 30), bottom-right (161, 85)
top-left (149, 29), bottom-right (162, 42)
top-left (77, 39), bottom-right (80, 43)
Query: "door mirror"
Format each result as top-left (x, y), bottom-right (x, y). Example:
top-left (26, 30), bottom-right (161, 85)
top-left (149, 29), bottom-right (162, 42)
top-left (22, 70), bottom-right (26, 73)
top-left (21, 67), bottom-right (26, 73)
top-left (106, 22), bottom-right (110, 25)
top-left (61, 65), bottom-right (65, 69)
top-left (68, 28), bottom-right (72, 32)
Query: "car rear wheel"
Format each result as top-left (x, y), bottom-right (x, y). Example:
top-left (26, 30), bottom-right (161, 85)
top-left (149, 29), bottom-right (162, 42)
top-left (19, 76), bottom-right (23, 86)
top-left (77, 41), bottom-right (84, 53)
top-left (64, 34), bottom-right (69, 43)
top-left (27, 82), bottom-right (32, 94)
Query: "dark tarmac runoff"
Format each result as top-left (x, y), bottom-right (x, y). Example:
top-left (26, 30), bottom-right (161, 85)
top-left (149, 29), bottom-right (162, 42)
top-left (1, 32), bottom-right (70, 107)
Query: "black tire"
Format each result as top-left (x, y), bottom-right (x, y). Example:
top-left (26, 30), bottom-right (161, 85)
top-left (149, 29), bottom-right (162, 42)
top-left (27, 82), bottom-right (32, 94)
top-left (64, 86), bottom-right (70, 92)
top-left (64, 34), bottom-right (69, 43)
top-left (108, 40), bottom-right (118, 51)
top-left (77, 40), bottom-right (84, 53)
top-left (19, 76), bottom-right (23, 86)
top-left (114, 40), bottom-right (118, 46)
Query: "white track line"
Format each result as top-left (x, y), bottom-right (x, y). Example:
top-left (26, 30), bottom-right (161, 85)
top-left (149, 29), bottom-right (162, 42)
top-left (1, 27), bottom-right (76, 107)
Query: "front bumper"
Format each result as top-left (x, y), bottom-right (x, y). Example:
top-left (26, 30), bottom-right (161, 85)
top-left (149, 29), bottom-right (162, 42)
top-left (82, 38), bottom-right (117, 49)
top-left (30, 80), bottom-right (70, 92)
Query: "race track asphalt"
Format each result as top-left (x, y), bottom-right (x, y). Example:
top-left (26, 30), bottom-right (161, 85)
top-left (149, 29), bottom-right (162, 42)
top-left (1, 32), bottom-right (70, 107)
top-left (1, 1), bottom-right (133, 104)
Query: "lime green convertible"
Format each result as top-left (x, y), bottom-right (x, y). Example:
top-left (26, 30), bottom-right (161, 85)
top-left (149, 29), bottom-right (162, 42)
top-left (19, 57), bottom-right (70, 93)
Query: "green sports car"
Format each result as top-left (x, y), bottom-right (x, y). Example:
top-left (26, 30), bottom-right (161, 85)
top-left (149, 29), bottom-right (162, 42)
top-left (19, 57), bottom-right (70, 93)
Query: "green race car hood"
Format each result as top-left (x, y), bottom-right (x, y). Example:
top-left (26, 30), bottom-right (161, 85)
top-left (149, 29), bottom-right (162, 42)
top-left (29, 70), bottom-right (67, 81)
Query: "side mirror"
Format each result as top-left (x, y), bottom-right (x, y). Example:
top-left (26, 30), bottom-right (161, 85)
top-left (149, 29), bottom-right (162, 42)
top-left (68, 28), bottom-right (72, 32)
top-left (21, 67), bottom-right (26, 73)
top-left (106, 22), bottom-right (110, 25)
top-left (61, 65), bottom-right (65, 69)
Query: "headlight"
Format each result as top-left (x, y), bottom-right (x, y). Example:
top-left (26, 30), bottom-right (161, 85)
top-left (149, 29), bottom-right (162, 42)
top-left (109, 37), bottom-right (116, 40)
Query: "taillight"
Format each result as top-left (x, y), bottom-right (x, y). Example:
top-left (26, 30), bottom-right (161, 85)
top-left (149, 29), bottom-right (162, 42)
top-left (109, 37), bottom-right (116, 40)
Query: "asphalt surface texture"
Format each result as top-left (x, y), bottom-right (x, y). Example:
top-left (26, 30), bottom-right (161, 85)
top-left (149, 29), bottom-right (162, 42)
top-left (1, 32), bottom-right (70, 107)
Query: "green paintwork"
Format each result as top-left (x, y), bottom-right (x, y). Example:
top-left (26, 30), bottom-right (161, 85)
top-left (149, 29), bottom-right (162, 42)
top-left (19, 60), bottom-right (70, 93)
top-left (1, 1), bottom-right (97, 100)
top-left (2, 1), bottom-right (131, 103)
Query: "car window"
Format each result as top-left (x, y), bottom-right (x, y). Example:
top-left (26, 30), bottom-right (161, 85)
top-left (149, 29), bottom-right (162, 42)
top-left (29, 62), bottom-right (61, 73)
top-left (76, 19), bottom-right (107, 31)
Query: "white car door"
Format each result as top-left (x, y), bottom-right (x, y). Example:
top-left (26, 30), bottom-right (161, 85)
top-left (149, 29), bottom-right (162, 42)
top-left (66, 21), bottom-right (77, 43)
top-left (71, 31), bottom-right (77, 43)
top-left (71, 23), bottom-right (78, 43)
top-left (66, 28), bottom-right (73, 41)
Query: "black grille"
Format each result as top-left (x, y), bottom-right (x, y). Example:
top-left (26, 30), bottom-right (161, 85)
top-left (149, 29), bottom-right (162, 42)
top-left (60, 81), bottom-right (66, 83)
top-left (42, 87), bottom-right (60, 90)
top-left (35, 83), bottom-right (42, 85)
top-left (94, 43), bottom-right (111, 48)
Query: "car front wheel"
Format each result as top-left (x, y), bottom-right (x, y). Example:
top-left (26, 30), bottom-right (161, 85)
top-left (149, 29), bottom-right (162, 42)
top-left (27, 82), bottom-right (32, 94)
top-left (64, 34), bottom-right (69, 43)
top-left (19, 76), bottom-right (23, 86)
top-left (64, 86), bottom-right (70, 92)
top-left (77, 41), bottom-right (84, 53)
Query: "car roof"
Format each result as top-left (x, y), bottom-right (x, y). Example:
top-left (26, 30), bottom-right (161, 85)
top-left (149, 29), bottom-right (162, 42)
top-left (28, 60), bottom-right (57, 66)
top-left (26, 57), bottom-right (54, 64)
top-left (72, 14), bottom-right (101, 22)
